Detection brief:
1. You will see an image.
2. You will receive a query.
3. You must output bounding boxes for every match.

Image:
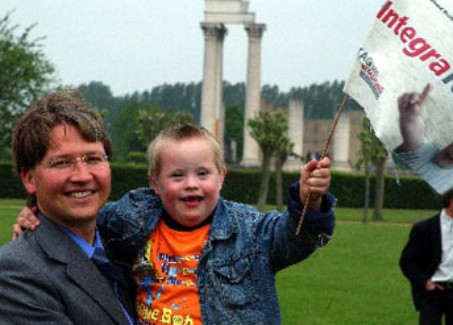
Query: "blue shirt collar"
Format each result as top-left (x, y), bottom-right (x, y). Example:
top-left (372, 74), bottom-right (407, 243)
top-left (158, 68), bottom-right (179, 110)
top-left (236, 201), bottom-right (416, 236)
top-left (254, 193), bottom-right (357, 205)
top-left (59, 227), bottom-right (104, 258)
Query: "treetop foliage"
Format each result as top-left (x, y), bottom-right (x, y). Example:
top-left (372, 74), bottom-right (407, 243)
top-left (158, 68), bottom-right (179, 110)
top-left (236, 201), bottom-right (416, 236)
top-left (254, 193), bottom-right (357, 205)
top-left (248, 110), bottom-right (291, 156)
top-left (77, 79), bottom-right (363, 130)
top-left (0, 12), bottom-right (55, 159)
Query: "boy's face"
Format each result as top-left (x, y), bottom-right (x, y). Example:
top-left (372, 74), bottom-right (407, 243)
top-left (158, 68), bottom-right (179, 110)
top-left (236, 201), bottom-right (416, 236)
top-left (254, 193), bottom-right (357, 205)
top-left (150, 137), bottom-right (225, 227)
top-left (433, 143), bottom-right (453, 168)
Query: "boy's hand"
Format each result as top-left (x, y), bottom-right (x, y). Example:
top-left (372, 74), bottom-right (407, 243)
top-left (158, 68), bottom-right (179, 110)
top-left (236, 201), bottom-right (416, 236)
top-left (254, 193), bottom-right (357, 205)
top-left (12, 206), bottom-right (40, 240)
top-left (300, 157), bottom-right (331, 211)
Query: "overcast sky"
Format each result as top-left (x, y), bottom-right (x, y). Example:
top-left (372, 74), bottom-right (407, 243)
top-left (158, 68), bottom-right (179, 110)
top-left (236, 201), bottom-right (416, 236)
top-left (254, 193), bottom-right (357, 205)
top-left (1, 1), bottom-right (383, 96)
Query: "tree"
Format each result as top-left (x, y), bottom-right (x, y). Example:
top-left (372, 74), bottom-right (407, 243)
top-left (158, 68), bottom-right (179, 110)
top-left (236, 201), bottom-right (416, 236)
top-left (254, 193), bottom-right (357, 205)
top-left (113, 102), bottom-right (194, 162)
top-left (356, 116), bottom-right (388, 222)
top-left (0, 13), bottom-right (55, 159)
top-left (356, 118), bottom-right (372, 223)
top-left (248, 110), bottom-right (290, 211)
top-left (77, 81), bottom-right (119, 126)
top-left (372, 141), bottom-right (388, 221)
top-left (275, 138), bottom-right (294, 211)
top-left (112, 102), bottom-right (149, 162)
top-left (224, 105), bottom-right (244, 163)
top-left (136, 110), bottom-right (193, 149)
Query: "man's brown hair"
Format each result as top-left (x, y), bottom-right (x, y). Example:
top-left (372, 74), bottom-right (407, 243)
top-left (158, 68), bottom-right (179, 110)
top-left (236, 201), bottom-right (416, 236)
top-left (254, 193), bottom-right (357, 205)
top-left (12, 90), bottom-right (112, 174)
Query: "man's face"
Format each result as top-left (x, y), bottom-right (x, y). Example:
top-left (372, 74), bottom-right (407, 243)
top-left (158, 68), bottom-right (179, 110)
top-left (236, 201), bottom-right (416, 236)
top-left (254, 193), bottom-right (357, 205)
top-left (433, 143), bottom-right (453, 168)
top-left (21, 124), bottom-right (111, 234)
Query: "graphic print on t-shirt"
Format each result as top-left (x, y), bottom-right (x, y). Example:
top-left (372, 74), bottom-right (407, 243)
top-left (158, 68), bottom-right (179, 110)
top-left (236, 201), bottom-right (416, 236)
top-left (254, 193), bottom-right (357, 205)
top-left (134, 220), bottom-right (210, 325)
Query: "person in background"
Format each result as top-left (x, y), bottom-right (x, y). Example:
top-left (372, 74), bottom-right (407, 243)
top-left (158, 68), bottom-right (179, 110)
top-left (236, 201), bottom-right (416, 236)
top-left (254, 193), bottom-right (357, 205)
top-left (1, 90), bottom-right (134, 324)
top-left (400, 188), bottom-right (453, 325)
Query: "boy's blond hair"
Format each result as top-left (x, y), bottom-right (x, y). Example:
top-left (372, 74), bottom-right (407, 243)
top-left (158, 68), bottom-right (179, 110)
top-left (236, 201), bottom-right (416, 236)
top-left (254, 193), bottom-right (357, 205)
top-left (147, 123), bottom-right (225, 178)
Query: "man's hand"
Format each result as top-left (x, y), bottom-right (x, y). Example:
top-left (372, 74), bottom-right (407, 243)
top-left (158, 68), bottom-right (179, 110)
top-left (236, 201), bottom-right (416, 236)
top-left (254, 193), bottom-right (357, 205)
top-left (425, 279), bottom-right (444, 291)
top-left (398, 84), bottom-right (431, 152)
top-left (300, 157), bottom-right (331, 211)
top-left (12, 206), bottom-right (40, 240)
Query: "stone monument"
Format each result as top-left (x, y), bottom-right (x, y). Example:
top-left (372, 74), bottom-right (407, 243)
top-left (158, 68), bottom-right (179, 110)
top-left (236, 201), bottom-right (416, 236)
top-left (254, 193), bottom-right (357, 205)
top-left (201, 0), bottom-right (265, 167)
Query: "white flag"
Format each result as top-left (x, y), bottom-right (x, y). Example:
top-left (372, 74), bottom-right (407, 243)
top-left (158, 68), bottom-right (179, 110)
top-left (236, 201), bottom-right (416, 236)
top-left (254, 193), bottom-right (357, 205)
top-left (344, 0), bottom-right (453, 194)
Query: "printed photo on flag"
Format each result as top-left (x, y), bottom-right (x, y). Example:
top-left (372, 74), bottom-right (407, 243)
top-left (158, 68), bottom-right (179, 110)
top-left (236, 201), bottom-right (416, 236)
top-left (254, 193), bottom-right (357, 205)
top-left (344, 0), bottom-right (453, 194)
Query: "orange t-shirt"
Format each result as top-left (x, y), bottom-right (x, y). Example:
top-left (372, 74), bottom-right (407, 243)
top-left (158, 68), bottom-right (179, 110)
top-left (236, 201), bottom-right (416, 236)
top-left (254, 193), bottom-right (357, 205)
top-left (135, 220), bottom-right (210, 325)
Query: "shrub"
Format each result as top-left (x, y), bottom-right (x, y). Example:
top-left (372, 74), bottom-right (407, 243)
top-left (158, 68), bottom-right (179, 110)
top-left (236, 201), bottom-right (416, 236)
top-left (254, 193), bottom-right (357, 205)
top-left (0, 161), bottom-right (439, 209)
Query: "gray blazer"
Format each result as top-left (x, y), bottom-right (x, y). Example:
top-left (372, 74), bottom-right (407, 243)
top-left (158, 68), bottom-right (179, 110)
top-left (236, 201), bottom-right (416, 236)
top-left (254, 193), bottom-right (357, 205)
top-left (0, 215), bottom-right (132, 324)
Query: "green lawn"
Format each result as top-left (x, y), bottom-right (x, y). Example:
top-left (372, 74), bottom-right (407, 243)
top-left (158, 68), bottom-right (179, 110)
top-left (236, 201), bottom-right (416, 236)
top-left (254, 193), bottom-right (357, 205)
top-left (0, 199), bottom-right (24, 245)
top-left (274, 207), bottom-right (431, 324)
top-left (277, 222), bottom-right (417, 324)
top-left (0, 199), bottom-right (426, 323)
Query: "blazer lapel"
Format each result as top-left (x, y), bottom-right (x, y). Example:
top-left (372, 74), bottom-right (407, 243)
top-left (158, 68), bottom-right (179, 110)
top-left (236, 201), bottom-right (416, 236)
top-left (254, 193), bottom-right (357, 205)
top-left (35, 216), bottom-right (129, 324)
top-left (66, 257), bottom-right (129, 323)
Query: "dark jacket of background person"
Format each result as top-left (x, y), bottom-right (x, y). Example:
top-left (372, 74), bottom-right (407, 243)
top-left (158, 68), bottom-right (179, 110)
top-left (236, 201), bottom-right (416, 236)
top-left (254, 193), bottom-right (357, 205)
top-left (400, 214), bottom-right (442, 310)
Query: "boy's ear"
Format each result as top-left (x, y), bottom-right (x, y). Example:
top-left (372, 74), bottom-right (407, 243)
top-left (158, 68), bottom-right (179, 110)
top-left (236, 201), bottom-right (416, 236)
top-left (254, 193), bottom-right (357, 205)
top-left (21, 170), bottom-right (37, 196)
top-left (219, 167), bottom-right (227, 190)
top-left (149, 174), bottom-right (160, 195)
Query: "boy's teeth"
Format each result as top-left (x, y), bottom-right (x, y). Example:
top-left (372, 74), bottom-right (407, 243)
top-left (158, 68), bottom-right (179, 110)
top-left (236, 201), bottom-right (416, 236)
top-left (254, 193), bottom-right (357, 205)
top-left (71, 191), bottom-right (91, 198)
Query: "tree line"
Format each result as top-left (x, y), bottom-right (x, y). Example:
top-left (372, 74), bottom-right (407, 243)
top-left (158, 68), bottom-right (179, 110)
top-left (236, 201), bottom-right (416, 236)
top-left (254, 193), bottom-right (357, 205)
top-left (77, 80), bottom-right (363, 162)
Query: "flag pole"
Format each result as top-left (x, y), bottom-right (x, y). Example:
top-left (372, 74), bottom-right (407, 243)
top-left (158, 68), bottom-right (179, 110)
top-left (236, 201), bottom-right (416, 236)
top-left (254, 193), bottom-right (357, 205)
top-left (296, 93), bottom-right (349, 235)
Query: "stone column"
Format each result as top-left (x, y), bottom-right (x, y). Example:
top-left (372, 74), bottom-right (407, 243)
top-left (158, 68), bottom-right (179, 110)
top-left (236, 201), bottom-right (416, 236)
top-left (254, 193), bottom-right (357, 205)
top-left (200, 23), bottom-right (227, 140)
top-left (285, 99), bottom-right (304, 170)
top-left (333, 110), bottom-right (352, 170)
top-left (241, 23), bottom-right (266, 167)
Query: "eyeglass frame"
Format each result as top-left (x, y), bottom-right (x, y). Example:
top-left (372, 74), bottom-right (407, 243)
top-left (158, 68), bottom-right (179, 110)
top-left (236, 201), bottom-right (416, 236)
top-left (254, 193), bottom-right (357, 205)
top-left (41, 153), bottom-right (110, 170)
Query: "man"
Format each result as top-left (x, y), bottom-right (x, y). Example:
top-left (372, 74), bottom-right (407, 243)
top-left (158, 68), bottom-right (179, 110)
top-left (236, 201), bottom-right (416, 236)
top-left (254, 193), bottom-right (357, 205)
top-left (400, 189), bottom-right (453, 325)
top-left (0, 91), bottom-right (134, 324)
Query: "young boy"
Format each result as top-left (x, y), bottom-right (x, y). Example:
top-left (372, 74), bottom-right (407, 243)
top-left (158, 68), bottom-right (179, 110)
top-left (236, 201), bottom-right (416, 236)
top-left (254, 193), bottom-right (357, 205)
top-left (96, 123), bottom-right (335, 324)
top-left (15, 122), bottom-right (335, 324)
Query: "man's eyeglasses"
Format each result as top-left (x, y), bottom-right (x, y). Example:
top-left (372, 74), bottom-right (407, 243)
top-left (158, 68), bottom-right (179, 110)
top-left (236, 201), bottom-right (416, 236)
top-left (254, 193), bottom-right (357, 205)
top-left (43, 153), bottom-right (109, 170)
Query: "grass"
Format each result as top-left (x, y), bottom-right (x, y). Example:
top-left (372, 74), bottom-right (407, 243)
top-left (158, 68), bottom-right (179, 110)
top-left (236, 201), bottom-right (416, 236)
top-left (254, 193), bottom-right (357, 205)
top-left (0, 199), bottom-right (427, 323)
top-left (274, 206), bottom-right (433, 324)
top-left (277, 222), bottom-right (417, 324)
top-left (334, 207), bottom-right (436, 224)
top-left (0, 199), bottom-right (24, 245)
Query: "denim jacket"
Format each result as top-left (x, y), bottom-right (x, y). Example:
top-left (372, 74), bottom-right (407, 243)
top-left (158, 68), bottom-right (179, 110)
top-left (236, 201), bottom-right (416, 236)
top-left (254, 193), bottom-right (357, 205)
top-left (97, 183), bottom-right (336, 324)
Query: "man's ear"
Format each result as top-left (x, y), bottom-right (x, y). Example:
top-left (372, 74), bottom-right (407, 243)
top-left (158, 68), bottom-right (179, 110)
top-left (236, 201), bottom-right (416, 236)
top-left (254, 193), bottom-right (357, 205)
top-left (21, 170), bottom-right (37, 195)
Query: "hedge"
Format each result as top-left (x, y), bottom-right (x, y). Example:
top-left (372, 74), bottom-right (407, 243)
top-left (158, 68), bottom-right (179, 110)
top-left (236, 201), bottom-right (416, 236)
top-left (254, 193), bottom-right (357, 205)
top-left (0, 161), bottom-right (440, 209)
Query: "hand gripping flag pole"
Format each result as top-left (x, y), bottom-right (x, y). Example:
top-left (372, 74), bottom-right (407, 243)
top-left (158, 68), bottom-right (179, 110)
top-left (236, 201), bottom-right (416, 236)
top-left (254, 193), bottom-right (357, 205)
top-left (296, 93), bottom-right (349, 235)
